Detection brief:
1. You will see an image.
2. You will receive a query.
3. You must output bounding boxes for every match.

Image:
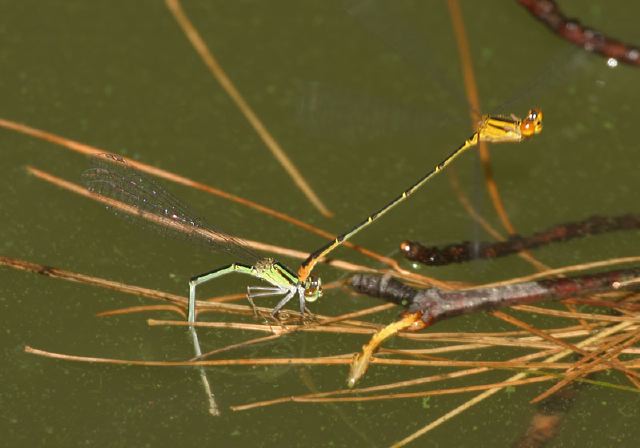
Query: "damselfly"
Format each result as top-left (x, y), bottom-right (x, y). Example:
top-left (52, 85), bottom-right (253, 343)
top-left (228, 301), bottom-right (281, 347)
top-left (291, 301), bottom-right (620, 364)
top-left (84, 109), bottom-right (542, 322)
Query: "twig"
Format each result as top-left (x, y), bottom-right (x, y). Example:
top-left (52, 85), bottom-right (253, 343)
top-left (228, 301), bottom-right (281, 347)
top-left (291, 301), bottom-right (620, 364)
top-left (402, 214), bottom-right (640, 266)
top-left (517, 0), bottom-right (640, 66)
top-left (352, 267), bottom-right (640, 325)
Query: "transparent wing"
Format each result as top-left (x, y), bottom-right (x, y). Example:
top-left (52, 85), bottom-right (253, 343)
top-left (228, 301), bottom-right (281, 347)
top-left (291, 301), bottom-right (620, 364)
top-left (82, 153), bottom-right (260, 264)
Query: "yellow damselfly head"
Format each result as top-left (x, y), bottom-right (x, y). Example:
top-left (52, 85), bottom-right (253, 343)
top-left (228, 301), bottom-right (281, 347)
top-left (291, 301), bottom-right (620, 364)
top-left (304, 276), bottom-right (322, 302)
top-left (520, 108), bottom-right (543, 138)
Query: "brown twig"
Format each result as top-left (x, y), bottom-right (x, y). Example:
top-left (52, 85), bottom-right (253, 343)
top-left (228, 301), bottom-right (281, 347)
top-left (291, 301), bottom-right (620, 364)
top-left (517, 0), bottom-right (640, 66)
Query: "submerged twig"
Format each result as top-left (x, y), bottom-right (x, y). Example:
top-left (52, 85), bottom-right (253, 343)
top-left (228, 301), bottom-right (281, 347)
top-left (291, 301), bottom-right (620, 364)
top-left (402, 213), bottom-right (640, 266)
top-left (518, 0), bottom-right (640, 66)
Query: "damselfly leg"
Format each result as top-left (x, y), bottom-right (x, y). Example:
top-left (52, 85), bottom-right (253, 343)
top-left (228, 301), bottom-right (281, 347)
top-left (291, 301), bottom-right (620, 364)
top-left (247, 286), bottom-right (290, 317)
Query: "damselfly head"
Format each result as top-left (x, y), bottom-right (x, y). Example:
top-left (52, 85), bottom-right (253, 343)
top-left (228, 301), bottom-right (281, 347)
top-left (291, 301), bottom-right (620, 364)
top-left (520, 108), bottom-right (544, 137)
top-left (304, 276), bottom-right (322, 302)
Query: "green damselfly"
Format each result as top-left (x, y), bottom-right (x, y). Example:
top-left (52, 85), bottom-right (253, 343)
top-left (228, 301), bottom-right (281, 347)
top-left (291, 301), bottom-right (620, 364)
top-left (83, 153), bottom-right (321, 322)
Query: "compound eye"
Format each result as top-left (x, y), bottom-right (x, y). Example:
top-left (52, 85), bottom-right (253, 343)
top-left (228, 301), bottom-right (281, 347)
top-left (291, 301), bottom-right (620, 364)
top-left (520, 108), bottom-right (543, 137)
top-left (305, 277), bottom-right (322, 302)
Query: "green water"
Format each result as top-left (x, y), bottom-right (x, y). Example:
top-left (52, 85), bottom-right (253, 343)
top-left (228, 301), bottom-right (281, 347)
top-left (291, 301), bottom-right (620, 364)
top-left (1, 1), bottom-right (639, 447)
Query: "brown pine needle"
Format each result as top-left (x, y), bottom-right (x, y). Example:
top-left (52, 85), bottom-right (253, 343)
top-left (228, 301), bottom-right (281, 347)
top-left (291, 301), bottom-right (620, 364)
top-left (165, 0), bottom-right (332, 218)
top-left (1, 255), bottom-right (402, 332)
top-left (383, 339), bottom-right (552, 355)
top-left (530, 326), bottom-right (640, 404)
top-left (311, 302), bottom-right (396, 327)
top-left (390, 320), bottom-right (640, 447)
top-left (565, 297), bottom-right (640, 312)
top-left (397, 324), bottom-right (603, 340)
top-left (448, 0), bottom-right (586, 352)
top-left (348, 347), bottom-right (561, 396)
top-left (231, 367), bottom-right (494, 412)
top-left (192, 334), bottom-right (283, 360)
top-left (0, 117), bottom-right (326, 229)
top-left (148, 319), bottom-right (286, 333)
top-left (476, 256), bottom-right (640, 290)
top-left (0, 255), bottom-right (185, 306)
top-left (351, 355), bottom-right (579, 371)
top-left (190, 303), bottom-right (395, 361)
top-left (26, 166), bottom-right (378, 276)
top-left (24, 344), bottom-right (595, 370)
top-left (97, 305), bottom-right (186, 318)
top-left (202, 292), bottom-right (246, 303)
top-left (148, 319), bottom-right (380, 337)
top-left (511, 304), bottom-right (640, 323)
top-left (237, 375), bottom-right (556, 410)
top-left (231, 347), bottom-right (561, 412)
top-left (0, 254), bottom-right (288, 317)
top-left (491, 310), bottom-right (640, 380)
top-left (189, 305), bottom-right (394, 362)
top-left (447, 0), bottom-right (519, 237)
top-left (24, 345), bottom-right (356, 366)
top-left (391, 326), bottom-right (639, 355)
